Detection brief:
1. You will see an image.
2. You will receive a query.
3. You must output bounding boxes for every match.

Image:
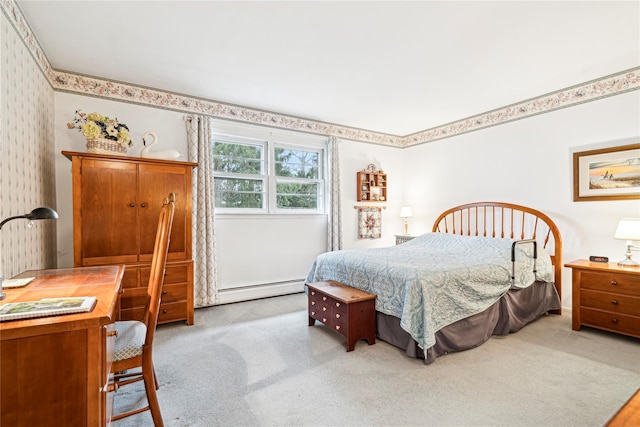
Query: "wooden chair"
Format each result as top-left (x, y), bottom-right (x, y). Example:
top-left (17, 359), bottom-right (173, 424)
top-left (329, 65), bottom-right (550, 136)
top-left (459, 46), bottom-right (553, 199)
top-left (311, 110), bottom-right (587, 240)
top-left (111, 193), bottom-right (175, 426)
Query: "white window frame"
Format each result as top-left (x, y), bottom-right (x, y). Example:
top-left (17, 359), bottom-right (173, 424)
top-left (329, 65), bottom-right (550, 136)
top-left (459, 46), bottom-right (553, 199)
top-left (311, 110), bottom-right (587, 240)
top-left (211, 120), bottom-right (327, 215)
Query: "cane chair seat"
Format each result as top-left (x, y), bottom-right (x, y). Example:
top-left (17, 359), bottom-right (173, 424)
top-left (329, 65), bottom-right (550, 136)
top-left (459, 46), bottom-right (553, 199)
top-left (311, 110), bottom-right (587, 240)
top-left (114, 321), bottom-right (146, 360)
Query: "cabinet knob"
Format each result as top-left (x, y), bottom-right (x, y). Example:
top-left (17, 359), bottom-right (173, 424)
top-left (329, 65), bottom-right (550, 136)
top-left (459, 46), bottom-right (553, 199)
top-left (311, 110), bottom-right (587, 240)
top-left (311, 311), bottom-right (315, 316)
top-left (336, 313), bottom-right (341, 319)
top-left (611, 318), bottom-right (619, 324)
top-left (610, 280), bottom-right (618, 286)
top-left (162, 309), bottom-right (168, 314)
top-left (141, 203), bottom-right (147, 208)
top-left (611, 299), bottom-right (619, 305)
top-left (322, 296), bottom-right (327, 301)
top-left (162, 290), bottom-right (167, 295)
top-left (107, 330), bottom-right (118, 337)
top-left (310, 291), bottom-right (315, 296)
top-left (335, 302), bottom-right (340, 307)
top-left (129, 203), bottom-right (135, 207)
top-left (322, 307), bottom-right (327, 312)
top-left (311, 301), bottom-right (315, 306)
top-left (322, 318), bottom-right (327, 323)
top-left (335, 325), bottom-right (341, 330)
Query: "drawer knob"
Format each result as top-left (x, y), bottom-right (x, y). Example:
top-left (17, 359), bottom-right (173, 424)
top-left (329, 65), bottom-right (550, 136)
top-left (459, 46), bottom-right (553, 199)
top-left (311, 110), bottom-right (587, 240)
top-left (335, 325), bottom-right (341, 330)
top-left (335, 302), bottom-right (340, 307)
top-left (162, 309), bottom-right (168, 314)
top-left (611, 318), bottom-right (619, 324)
top-left (141, 203), bottom-right (147, 208)
top-left (129, 203), bottom-right (135, 207)
top-left (611, 299), bottom-right (619, 305)
top-left (610, 280), bottom-right (618, 286)
top-left (162, 290), bottom-right (167, 295)
top-left (336, 313), bottom-right (341, 318)
top-left (107, 330), bottom-right (118, 337)
top-left (322, 296), bottom-right (327, 301)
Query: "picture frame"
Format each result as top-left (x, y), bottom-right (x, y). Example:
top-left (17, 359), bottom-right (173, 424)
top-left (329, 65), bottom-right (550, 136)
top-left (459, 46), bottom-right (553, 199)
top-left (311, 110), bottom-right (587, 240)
top-left (573, 143), bottom-right (640, 201)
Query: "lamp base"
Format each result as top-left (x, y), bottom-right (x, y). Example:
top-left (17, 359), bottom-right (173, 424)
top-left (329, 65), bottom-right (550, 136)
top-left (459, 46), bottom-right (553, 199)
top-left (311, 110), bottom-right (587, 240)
top-left (618, 256), bottom-right (640, 267)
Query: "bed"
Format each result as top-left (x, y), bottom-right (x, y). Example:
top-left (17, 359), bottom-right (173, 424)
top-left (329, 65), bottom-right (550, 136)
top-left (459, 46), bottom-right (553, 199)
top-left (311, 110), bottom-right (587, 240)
top-left (306, 201), bottom-right (562, 364)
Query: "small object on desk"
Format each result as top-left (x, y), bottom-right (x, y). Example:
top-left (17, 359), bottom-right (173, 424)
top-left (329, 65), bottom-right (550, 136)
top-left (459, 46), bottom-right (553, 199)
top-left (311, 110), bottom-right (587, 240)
top-left (589, 256), bottom-right (609, 263)
top-left (2, 277), bottom-right (35, 288)
top-left (0, 296), bottom-right (97, 321)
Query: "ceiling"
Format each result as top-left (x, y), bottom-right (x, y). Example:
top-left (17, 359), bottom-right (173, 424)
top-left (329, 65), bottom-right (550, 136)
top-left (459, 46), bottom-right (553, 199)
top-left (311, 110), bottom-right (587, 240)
top-left (16, 1), bottom-right (640, 136)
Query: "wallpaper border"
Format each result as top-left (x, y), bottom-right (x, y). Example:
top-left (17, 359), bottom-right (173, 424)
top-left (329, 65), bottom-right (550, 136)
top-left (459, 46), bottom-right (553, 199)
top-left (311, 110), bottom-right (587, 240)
top-left (3, 0), bottom-right (639, 148)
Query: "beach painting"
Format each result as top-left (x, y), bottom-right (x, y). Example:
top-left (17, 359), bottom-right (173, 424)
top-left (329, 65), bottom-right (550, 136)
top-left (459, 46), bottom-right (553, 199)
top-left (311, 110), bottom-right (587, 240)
top-left (574, 143), bottom-right (640, 201)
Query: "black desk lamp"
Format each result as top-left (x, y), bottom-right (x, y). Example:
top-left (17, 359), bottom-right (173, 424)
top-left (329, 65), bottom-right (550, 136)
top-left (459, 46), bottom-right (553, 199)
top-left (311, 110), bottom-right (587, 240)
top-left (0, 207), bottom-right (59, 300)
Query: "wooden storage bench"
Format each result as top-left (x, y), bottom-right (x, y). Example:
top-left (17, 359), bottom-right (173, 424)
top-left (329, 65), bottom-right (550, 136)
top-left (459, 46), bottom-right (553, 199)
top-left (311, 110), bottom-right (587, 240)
top-left (306, 281), bottom-right (377, 352)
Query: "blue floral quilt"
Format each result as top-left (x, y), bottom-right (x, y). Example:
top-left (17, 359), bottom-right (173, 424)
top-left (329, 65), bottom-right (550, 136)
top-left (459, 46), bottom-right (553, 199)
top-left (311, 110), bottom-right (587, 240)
top-left (306, 232), bottom-right (552, 349)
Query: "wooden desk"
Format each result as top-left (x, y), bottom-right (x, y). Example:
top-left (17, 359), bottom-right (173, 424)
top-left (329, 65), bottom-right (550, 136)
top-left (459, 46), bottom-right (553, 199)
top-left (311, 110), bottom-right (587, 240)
top-left (0, 265), bottom-right (124, 427)
top-left (606, 388), bottom-right (640, 426)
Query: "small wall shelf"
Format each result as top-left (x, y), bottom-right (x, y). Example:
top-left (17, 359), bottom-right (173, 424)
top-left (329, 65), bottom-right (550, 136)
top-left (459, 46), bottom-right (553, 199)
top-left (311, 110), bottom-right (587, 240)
top-left (356, 169), bottom-right (387, 202)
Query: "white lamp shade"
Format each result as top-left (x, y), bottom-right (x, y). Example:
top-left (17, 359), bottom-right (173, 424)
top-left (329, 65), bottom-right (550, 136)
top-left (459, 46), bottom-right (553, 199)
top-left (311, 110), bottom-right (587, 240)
top-left (614, 218), bottom-right (640, 241)
top-left (400, 207), bottom-right (413, 218)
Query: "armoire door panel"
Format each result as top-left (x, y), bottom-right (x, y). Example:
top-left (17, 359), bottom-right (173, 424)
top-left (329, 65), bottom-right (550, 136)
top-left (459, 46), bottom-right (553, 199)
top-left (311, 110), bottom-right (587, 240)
top-left (138, 164), bottom-right (189, 260)
top-left (80, 159), bottom-right (139, 263)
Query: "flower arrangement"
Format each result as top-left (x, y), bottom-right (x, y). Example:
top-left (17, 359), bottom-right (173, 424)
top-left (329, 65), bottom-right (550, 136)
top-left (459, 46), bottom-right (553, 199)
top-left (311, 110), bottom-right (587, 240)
top-left (67, 110), bottom-right (133, 147)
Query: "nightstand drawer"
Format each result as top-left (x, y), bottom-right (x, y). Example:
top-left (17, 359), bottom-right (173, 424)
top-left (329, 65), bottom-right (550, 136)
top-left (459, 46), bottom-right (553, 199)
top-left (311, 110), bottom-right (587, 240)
top-left (580, 308), bottom-right (640, 337)
top-left (580, 271), bottom-right (640, 296)
top-left (581, 290), bottom-right (640, 316)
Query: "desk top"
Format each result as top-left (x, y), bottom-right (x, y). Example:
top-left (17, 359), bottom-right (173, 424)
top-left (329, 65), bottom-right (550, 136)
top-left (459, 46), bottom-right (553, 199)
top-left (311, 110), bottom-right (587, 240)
top-left (0, 265), bottom-right (124, 340)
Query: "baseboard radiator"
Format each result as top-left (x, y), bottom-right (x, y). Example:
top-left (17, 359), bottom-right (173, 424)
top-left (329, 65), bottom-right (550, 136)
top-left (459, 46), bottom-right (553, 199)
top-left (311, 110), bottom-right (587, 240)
top-left (215, 279), bottom-right (305, 305)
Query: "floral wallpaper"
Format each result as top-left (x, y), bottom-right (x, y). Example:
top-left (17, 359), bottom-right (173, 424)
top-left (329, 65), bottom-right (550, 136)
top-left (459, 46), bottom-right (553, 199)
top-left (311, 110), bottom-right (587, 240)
top-left (0, 11), bottom-right (56, 279)
top-left (2, 0), bottom-right (638, 149)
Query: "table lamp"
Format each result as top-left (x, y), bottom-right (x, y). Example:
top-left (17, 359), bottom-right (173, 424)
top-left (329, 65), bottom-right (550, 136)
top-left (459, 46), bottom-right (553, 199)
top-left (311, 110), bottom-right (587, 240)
top-left (400, 206), bottom-right (413, 235)
top-left (613, 218), bottom-right (640, 266)
top-left (0, 206), bottom-right (59, 300)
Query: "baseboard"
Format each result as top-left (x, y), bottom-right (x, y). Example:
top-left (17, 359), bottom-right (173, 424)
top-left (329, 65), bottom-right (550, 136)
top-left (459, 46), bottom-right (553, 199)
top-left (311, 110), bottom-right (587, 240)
top-left (216, 280), bottom-right (305, 304)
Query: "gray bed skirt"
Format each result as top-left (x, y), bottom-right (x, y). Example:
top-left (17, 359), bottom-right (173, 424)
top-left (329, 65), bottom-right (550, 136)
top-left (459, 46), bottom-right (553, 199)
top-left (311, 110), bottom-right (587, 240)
top-left (375, 281), bottom-right (562, 364)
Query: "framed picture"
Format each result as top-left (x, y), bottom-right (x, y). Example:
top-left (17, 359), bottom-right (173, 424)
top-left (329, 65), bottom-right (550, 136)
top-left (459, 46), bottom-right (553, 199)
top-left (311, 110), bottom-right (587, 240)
top-left (573, 143), bottom-right (640, 201)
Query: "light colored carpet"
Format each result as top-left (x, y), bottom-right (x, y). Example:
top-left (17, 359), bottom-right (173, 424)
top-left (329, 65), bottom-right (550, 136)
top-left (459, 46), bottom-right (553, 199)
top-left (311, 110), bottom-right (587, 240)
top-left (114, 292), bottom-right (639, 427)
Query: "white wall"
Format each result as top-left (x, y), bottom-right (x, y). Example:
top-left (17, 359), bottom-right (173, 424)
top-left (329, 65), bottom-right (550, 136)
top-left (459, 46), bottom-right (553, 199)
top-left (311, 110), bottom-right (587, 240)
top-left (402, 90), bottom-right (640, 308)
top-left (339, 139), bottom-right (405, 249)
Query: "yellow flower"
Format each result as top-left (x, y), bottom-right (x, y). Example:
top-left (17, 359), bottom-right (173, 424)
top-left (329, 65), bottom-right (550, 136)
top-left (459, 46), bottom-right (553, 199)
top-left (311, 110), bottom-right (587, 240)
top-left (118, 128), bottom-right (131, 144)
top-left (80, 121), bottom-right (102, 139)
top-left (86, 112), bottom-right (106, 122)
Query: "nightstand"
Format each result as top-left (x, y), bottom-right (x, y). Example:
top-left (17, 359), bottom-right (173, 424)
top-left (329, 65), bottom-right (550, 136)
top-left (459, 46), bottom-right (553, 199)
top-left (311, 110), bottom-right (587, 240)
top-left (395, 235), bottom-right (415, 245)
top-left (565, 259), bottom-right (640, 338)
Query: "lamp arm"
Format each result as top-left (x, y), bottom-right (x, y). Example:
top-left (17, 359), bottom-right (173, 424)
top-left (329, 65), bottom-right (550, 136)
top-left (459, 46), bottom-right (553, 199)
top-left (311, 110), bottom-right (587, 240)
top-left (0, 215), bottom-right (27, 230)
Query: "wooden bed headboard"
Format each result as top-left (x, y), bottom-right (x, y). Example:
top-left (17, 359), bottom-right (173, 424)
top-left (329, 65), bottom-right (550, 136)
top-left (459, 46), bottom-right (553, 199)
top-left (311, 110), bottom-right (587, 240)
top-left (432, 202), bottom-right (562, 305)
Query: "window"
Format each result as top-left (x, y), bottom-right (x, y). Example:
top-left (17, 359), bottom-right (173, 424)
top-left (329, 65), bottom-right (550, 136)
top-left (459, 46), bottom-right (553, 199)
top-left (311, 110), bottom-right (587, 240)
top-left (212, 124), bottom-right (326, 214)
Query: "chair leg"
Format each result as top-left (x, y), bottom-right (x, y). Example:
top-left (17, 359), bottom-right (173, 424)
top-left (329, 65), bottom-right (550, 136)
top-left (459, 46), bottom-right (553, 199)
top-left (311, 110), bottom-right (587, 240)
top-left (143, 358), bottom-right (164, 427)
top-left (154, 366), bottom-right (159, 390)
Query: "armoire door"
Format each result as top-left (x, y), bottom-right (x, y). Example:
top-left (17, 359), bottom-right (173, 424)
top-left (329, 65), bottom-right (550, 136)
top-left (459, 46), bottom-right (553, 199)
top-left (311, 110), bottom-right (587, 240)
top-left (138, 163), bottom-right (190, 262)
top-left (79, 159), bottom-right (139, 265)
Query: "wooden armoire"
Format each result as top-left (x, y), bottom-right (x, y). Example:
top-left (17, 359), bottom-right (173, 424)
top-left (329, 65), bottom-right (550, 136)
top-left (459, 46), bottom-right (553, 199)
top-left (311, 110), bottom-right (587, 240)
top-left (63, 151), bottom-right (198, 325)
